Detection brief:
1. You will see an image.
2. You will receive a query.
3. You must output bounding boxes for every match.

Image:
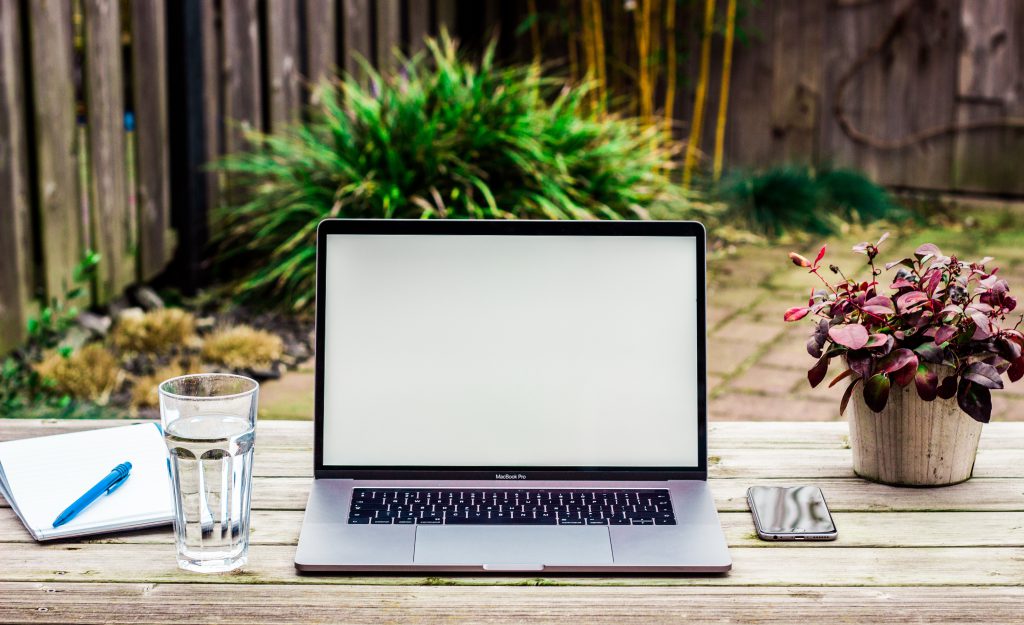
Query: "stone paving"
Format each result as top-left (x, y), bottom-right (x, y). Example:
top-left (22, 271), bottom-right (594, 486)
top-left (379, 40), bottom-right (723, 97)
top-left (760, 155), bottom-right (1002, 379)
top-left (261, 212), bottom-right (1024, 421)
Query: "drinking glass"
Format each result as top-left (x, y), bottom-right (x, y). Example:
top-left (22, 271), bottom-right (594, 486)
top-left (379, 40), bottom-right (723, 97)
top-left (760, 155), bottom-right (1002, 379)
top-left (158, 373), bottom-right (258, 573)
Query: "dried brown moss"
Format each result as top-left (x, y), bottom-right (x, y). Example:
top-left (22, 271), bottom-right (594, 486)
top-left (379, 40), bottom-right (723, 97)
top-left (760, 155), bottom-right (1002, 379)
top-left (200, 325), bottom-right (284, 370)
top-left (130, 361), bottom-right (201, 409)
top-left (35, 344), bottom-right (121, 402)
top-left (111, 308), bottom-right (196, 353)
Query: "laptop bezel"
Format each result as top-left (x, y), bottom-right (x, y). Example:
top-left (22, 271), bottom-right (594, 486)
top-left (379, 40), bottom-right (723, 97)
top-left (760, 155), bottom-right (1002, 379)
top-left (313, 219), bottom-right (709, 480)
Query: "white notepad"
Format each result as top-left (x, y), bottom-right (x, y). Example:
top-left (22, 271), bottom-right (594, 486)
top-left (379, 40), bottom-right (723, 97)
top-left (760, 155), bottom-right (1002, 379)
top-left (0, 423), bottom-right (174, 541)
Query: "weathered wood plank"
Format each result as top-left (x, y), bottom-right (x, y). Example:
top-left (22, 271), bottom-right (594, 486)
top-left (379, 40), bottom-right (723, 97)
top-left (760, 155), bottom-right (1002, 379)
top-left (5, 510), bottom-right (1024, 549)
top-left (375, 0), bottom-right (401, 73)
top-left (406, 0), bottom-right (431, 57)
top-left (341, 0), bottom-right (371, 80)
top-left (1, 542), bottom-right (1022, 586)
top-left (27, 0), bottom-right (82, 302)
top-left (83, 0), bottom-right (132, 302)
top-left (0, 0), bottom-right (34, 356)
top-left (5, 475), bottom-right (1022, 514)
top-left (769, 0), bottom-right (823, 163)
top-left (6, 420), bottom-right (1024, 451)
top-left (303, 0), bottom-right (336, 105)
top-left (821, 0), bottom-right (959, 190)
top-left (266, 0), bottom-right (302, 130)
top-left (131, 0), bottom-right (173, 281)
top-left (222, 0), bottom-right (263, 154)
top-left (200, 0), bottom-right (221, 216)
top-left (952, 0), bottom-right (1024, 195)
top-left (2, 583), bottom-right (1022, 625)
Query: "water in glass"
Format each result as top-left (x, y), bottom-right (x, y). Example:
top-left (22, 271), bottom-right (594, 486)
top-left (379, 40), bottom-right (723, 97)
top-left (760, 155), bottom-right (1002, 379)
top-left (165, 414), bottom-right (255, 572)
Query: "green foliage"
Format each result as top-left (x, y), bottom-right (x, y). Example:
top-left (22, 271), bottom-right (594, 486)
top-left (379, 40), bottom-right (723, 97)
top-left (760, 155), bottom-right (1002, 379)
top-left (212, 33), bottom-right (692, 312)
top-left (1, 251), bottom-right (100, 416)
top-left (724, 166), bottom-right (902, 238)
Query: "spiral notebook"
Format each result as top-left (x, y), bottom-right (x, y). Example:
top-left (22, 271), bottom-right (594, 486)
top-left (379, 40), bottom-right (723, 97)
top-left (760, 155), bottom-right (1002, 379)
top-left (0, 423), bottom-right (174, 541)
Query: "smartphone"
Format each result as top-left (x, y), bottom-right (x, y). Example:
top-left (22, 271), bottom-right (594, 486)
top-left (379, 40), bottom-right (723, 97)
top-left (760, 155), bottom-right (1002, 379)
top-left (747, 486), bottom-right (837, 541)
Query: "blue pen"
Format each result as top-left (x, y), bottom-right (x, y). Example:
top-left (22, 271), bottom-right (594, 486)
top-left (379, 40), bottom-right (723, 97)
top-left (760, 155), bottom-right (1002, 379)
top-left (52, 462), bottom-right (133, 528)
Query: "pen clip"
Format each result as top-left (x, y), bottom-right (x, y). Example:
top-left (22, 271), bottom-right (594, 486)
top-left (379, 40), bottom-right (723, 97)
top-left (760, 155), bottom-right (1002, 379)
top-left (106, 464), bottom-right (131, 495)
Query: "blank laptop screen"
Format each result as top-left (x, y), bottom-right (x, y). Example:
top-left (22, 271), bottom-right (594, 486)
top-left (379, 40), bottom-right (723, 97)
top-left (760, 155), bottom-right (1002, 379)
top-left (321, 233), bottom-right (701, 468)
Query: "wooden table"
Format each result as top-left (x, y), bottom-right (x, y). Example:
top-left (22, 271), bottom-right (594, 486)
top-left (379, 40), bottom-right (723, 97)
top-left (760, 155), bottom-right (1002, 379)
top-left (1, 419), bottom-right (1022, 624)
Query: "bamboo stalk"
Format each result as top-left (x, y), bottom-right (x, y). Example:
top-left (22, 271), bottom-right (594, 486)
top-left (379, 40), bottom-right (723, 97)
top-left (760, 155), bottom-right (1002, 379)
top-left (713, 0), bottom-right (737, 181)
top-left (591, 0), bottom-right (607, 114)
top-left (527, 0), bottom-right (542, 67)
top-left (635, 0), bottom-right (652, 126)
top-left (664, 0), bottom-right (677, 137)
top-left (683, 0), bottom-right (716, 188)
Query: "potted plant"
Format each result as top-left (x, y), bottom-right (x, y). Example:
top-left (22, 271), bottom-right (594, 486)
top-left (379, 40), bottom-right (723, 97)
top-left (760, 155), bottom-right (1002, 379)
top-left (784, 234), bottom-right (1024, 486)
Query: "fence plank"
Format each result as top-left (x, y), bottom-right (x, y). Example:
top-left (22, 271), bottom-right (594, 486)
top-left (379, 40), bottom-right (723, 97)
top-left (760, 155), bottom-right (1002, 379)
top-left (821, 0), bottom-right (958, 190)
top-left (200, 0), bottom-right (221, 214)
top-left (222, 0), bottom-right (263, 154)
top-left (341, 0), bottom-right (371, 81)
top-left (0, 0), bottom-right (34, 355)
top-left (406, 0), bottom-right (431, 56)
top-left (83, 0), bottom-right (131, 301)
top-left (303, 0), bottom-right (336, 105)
top-left (375, 0), bottom-right (401, 73)
top-left (769, 0), bottom-right (823, 164)
top-left (435, 0), bottom-right (455, 35)
top-left (267, 0), bottom-right (302, 130)
top-left (27, 1), bottom-right (81, 302)
top-left (953, 0), bottom-right (1024, 195)
top-left (132, 0), bottom-right (173, 281)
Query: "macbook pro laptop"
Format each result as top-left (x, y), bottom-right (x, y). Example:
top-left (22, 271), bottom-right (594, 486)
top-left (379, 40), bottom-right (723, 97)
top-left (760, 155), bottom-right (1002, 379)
top-left (295, 219), bottom-right (731, 573)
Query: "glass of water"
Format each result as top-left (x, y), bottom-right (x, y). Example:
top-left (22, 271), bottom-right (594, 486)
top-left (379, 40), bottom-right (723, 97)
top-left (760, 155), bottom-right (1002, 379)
top-left (158, 373), bottom-right (258, 573)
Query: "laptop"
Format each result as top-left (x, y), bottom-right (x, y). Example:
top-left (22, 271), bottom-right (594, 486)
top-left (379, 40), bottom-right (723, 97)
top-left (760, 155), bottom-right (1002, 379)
top-left (294, 219), bottom-right (731, 573)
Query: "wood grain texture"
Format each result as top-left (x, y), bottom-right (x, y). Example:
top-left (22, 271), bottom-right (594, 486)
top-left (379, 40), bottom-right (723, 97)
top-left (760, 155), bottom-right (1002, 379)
top-left (2, 583), bottom-right (1022, 625)
top-left (303, 0), bottom-right (336, 105)
top-left (849, 381), bottom-right (984, 485)
top-left (375, 0), bottom-right (401, 73)
top-left (0, 0), bottom-right (34, 355)
top-left (5, 510), bottom-right (1024, 549)
top-left (405, 0), bottom-right (431, 57)
top-left (222, 0), bottom-right (263, 154)
top-left (953, 0), bottom-right (1024, 195)
top-left (341, 0), bottom-right (371, 81)
top-left (2, 419), bottom-right (1024, 622)
top-left (6, 420), bottom-right (1024, 450)
top-left (821, 0), bottom-right (959, 190)
top-left (83, 0), bottom-right (132, 302)
top-left (131, 0), bottom-right (173, 281)
top-left (27, 0), bottom-right (82, 302)
top-left (267, 0), bottom-right (302, 130)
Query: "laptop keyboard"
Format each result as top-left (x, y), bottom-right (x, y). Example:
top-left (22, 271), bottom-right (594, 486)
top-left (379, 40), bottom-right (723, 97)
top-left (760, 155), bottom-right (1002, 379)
top-left (347, 488), bottom-right (676, 526)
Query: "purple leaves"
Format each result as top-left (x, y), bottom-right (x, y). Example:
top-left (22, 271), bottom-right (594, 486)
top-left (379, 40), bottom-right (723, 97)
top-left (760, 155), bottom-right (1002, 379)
top-left (784, 306), bottom-right (811, 322)
top-left (829, 324), bottom-right (869, 350)
top-left (915, 365), bottom-right (938, 401)
top-left (863, 373), bottom-right (891, 412)
top-left (807, 355), bottom-right (829, 388)
top-left (787, 235), bottom-right (1023, 422)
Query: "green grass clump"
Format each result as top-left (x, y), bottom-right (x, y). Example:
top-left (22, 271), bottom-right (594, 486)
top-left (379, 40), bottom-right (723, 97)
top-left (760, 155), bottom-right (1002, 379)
top-left (725, 166), bottom-right (903, 238)
top-left (212, 33), bottom-right (692, 312)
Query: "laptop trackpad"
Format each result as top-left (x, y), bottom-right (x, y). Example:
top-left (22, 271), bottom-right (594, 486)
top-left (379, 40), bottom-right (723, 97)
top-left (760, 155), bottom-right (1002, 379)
top-left (414, 526), bottom-right (613, 567)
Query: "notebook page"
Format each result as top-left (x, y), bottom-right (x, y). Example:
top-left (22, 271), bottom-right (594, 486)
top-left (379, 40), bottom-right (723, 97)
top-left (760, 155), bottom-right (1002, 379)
top-left (0, 423), bottom-right (173, 538)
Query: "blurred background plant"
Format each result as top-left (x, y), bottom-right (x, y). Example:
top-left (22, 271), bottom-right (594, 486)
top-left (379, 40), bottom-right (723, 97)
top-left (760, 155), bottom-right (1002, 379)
top-left (211, 33), bottom-right (706, 313)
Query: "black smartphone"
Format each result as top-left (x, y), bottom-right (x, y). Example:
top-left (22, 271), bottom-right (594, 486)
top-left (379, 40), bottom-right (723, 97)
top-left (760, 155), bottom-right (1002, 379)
top-left (747, 485), bottom-right (838, 541)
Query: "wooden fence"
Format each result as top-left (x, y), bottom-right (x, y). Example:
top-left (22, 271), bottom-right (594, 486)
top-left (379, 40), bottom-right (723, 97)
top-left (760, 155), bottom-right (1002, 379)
top-left (0, 0), bottom-right (457, 356)
top-left (0, 0), bottom-right (175, 356)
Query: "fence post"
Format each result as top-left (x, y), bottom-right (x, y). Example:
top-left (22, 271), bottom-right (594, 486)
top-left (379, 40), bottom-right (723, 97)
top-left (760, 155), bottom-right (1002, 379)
top-left (342, 0), bottom-right (371, 82)
top-left (267, 0), bottom-right (302, 130)
top-left (83, 0), bottom-right (132, 303)
top-left (133, 0), bottom-right (175, 282)
top-left (304, 0), bottom-right (337, 105)
top-left (0, 0), bottom-right (34, 355)
top-left (27, 0), bottom-right (82, 304)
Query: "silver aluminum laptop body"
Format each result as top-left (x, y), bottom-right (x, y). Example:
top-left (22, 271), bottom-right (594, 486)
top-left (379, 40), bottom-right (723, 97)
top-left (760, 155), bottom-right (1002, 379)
top-left (295, 219), bottom-right (731, 573)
